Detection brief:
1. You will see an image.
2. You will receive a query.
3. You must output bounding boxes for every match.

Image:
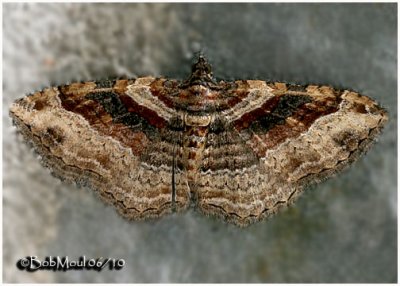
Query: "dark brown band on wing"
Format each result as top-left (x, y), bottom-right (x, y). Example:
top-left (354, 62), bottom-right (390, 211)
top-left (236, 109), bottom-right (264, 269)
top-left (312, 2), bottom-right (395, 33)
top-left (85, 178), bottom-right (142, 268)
top-left (57, 88), bottom-right (151, 156)
top-left (118, 94), bottom-right (167, 129)
top-left (245, 95), bottom-right (343, 157)
top-left (149, 79), bottom-right (177, 109)
top-left (234, 94), bottom-right (309, 131)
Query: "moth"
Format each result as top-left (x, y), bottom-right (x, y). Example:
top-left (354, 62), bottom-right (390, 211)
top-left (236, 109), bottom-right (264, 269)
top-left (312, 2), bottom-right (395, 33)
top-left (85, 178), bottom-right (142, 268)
top-left (10, 56), bottom-right (388, 226)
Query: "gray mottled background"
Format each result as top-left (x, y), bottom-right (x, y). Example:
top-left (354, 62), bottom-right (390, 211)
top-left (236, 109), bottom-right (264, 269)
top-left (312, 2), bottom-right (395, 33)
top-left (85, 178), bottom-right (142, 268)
top-left (3, 3), bottom-right (397, 283)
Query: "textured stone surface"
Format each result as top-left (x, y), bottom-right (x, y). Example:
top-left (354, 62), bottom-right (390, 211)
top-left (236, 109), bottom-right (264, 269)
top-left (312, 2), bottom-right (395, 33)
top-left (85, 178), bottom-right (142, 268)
top-left (3, 3), bottom-right (397, 282)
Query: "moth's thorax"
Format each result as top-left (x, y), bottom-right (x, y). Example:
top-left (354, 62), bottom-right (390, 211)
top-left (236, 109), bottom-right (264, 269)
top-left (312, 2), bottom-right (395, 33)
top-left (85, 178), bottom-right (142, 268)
top-left (184, 113), bottom-right (212, 126)
top-left (179, 84), bottom-right (213, 102)
top-left (187, 85), bottom-right (211, 97)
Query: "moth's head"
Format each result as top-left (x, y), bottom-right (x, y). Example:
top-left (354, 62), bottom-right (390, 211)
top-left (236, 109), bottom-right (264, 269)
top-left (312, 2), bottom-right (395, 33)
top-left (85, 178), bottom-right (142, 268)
top-left (183, 55), bottom-right (216, 87)
top-left (191, 55), bottom-right (213, 77)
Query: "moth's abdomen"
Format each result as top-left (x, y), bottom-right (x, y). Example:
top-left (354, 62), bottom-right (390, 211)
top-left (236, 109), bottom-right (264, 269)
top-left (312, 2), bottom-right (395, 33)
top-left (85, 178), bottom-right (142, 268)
top-left (183, 114), bottom-right (211, 183)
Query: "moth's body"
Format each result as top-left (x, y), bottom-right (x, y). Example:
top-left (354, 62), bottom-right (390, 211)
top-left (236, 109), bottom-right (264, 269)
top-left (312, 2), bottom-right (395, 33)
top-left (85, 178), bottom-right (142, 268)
top-left (10, 56), bottom-right (388, 226)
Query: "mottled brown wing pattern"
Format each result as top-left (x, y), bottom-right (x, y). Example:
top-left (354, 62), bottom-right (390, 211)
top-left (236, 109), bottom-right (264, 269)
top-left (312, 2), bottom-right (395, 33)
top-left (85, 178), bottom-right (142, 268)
top-left (10, 56), bottom-right (388, 226)
top-left (10, 79), bottom-right (191, 220)
top-left (195, 82), bottom-right (387, 226)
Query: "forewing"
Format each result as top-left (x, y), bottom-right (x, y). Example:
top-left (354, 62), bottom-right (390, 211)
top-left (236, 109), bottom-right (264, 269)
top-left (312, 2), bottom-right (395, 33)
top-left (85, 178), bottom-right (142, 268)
top-left (197, 81), bottom-right (388, 226)
top-left (10, 78), bottom-right (190, 220)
